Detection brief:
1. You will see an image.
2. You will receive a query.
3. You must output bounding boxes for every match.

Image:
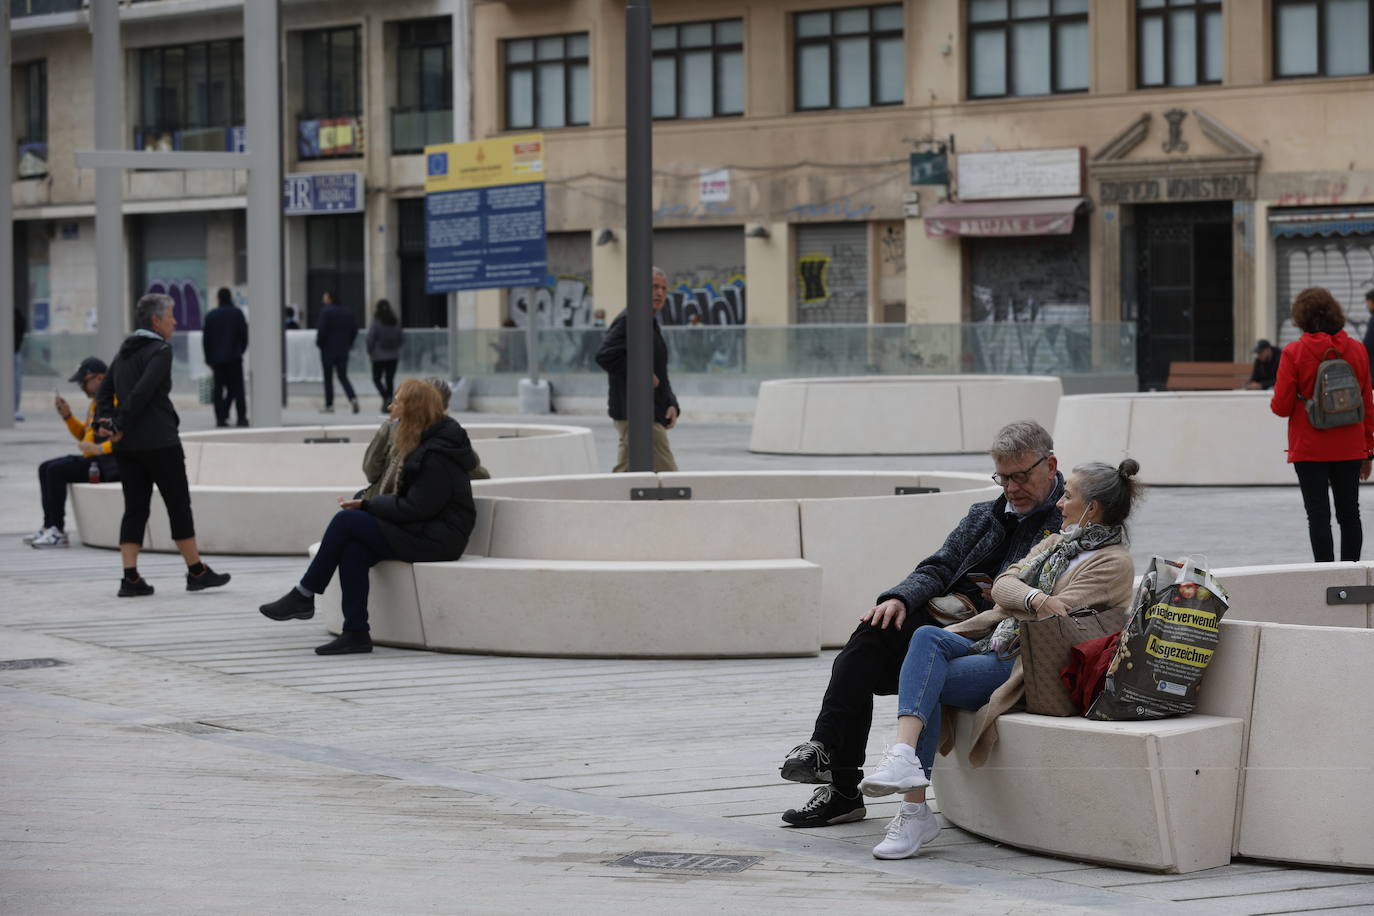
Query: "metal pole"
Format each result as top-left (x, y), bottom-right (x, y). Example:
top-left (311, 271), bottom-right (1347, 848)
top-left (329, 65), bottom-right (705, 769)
top-left (92, 0), bottom-right (125, 364)
top-left (624, 0), bottom-right (653, 471)
top-left (0, 1), bottom-right (13, 428)
top-left (244, 0), bottom-right (283, 427)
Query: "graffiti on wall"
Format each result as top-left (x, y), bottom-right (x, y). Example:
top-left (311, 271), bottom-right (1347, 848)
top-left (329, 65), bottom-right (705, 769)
top-left (508, 275), bottom-right (595, 328)
top-left (145, 257), bottom-right (208, 331)
top-left (797, 243), bottom-right (867, 323)
top-left (662, 275), bottom-right (746, 327)
top-left (968, 232), bottom-right (1089, 324)
top-left (1276, 236), bottom-right (1374, 346)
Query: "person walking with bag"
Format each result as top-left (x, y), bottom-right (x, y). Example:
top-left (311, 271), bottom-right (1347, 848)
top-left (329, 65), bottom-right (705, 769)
top-left (855, 460), bottom-right (1140, 860)
top-left (96, 294), bottom-right (231, 597)
top-left (365, 298), bottom-right (403, 412)
top-left (1271, 287), bottom-right (1374, 562)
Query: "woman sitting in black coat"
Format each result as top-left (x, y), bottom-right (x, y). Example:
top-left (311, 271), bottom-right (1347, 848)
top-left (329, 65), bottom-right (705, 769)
top-left (259, 377), bottom-right (478, 654)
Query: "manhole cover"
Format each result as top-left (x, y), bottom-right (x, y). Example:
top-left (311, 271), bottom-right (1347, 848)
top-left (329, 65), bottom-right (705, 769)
top-left (610, 852), bottom-right (761, 873)
top-left (0, 657), bottom-right (67, 670)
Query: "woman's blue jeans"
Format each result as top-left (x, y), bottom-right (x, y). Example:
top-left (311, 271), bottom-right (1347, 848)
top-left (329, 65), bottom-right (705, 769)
top-left (301, 509), bottom-right (395, 632)
top-left (896, 625), bottom-right (1015, 778)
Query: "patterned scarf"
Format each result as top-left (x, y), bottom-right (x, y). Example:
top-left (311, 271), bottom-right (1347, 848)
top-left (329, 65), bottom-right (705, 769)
top-left (977, 522), bottom-right (1125, 657)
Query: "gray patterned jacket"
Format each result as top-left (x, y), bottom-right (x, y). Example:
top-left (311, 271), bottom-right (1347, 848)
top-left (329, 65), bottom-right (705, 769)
top-left (876, 473), bottom-right (1065, 613)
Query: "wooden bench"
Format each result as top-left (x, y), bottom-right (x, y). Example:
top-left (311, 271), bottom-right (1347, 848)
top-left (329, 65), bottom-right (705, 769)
top-left (1165, 361), bottom-right (1253, 390)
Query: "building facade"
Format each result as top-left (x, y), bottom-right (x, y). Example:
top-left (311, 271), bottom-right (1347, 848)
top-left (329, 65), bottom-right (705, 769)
top-left (10, 0), bottom-right (1374, 390)
top-left (11, 0), bottom-right (468, 338)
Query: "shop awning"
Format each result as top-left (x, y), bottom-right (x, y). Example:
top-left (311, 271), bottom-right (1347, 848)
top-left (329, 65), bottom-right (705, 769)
top-left (923, 197), bottom-right (1090, 238)
top-left (1270, 208), bottom-right (1374, 238)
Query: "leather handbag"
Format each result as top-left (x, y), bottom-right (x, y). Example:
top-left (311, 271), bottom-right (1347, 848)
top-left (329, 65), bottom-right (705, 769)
top-left (1020, 605), bottom-right (1127, 716)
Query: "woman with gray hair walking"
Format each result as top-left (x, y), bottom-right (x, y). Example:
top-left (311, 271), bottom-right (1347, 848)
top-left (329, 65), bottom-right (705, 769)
top-left (855, 458), bottom-right (1142, 860)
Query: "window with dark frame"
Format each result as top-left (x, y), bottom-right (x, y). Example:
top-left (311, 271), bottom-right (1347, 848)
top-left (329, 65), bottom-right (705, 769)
top-left (15, 59), bottom-right (47, 179)
top-left (504, 33), bottom-right (590, 130)
top-left (652, 19), bottom-right (744, 120)
top-left (1274, 0), bottom-right (1373, 78)
top-left (1137, 0), bottom-right (1222, 87)
top-left (793, 4), bottom-right (904, 111)
top-left (967, 0), bottom-right (1090, 100)
top-left (302, 26), bottom-right (362, 118)
top-left (136, 39), bottom-right (244, 151)
top-left (394, 17), bottom-right (453, 153)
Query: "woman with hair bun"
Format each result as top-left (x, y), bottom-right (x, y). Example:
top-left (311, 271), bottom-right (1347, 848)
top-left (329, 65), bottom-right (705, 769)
top-left (1271, 287), bottom-right (1374, 562)
top-left (853, 459), bottom-right (1141, 861)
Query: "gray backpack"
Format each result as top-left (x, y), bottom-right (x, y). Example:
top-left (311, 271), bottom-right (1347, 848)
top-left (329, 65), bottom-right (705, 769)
top-left (1305, 348), bottom-right (1364, 430)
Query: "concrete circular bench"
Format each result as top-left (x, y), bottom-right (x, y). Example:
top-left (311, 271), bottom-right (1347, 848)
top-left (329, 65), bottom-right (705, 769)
top-left (749, 375), bottom-right (1062, 455)
top-left (1053, 391), bottom-right (1298, 485)
top-left (315, 470), bottom-right (1000, 657)
top-left (69, 423), bottom-right (598, 555)
top-left (933, 560), bottom-right (1374, 873)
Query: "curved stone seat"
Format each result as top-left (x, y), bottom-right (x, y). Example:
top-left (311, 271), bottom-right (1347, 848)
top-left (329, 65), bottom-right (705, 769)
top-left (933, 560), bottom-right (1374, 873)
top-left (314, 470), bottom-right (1000, 657)
top-left (749, 375), bottom-right (1062, 455)
top-left (69, 423), bottom-right (597, 554)
top-left (1053, 391), bottom-right (1295, 485)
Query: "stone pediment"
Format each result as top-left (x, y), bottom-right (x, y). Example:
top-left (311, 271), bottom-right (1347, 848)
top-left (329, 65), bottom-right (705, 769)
top-left (1090, 109), bottom-right (1262, 203)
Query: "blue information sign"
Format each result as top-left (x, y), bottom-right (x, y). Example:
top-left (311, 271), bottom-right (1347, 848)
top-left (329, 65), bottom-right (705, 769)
top-left (282, 172), bottom-right (364, 215)
top-left (424, 183), bottom-right (548, 293)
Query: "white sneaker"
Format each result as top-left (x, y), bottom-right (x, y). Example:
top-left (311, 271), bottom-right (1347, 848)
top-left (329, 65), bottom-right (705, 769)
top-left (30, 527), bottom-right (70, 548)
top-left (873, 801), bottom-right (940, 859)
top-left (858, 744), bottom-right (930, 797)
top-left (21, 527), bottom-right (46, 544)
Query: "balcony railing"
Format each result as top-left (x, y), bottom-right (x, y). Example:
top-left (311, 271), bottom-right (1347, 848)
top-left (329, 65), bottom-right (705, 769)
top-left (391, 108), bottom-right (453, 154)
top-left (298, 115), bottom-right (365, 160)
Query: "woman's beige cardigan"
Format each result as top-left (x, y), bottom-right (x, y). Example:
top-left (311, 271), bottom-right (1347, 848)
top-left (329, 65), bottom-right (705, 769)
top-left (936, 532), bottom-right (1135, 767)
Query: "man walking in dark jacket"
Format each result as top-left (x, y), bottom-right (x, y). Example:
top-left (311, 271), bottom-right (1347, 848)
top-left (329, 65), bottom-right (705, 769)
top-left (776, 420), bottom-right (1064, 829)
top-left (316, 290), bottom-right (359, 414)
top-left (96, 293), bottom-right (230, 597)
top-left (595, 267), bottom-right (679, 471)
top-left (203, 287), bottom-right (249, 427)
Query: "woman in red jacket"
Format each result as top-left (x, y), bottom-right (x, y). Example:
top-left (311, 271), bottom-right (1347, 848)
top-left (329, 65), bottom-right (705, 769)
top-left (1271, 287), bottom-right (1374, 562)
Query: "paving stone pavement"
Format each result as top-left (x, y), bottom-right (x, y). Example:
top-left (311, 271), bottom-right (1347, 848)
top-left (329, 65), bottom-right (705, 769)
top-left (3, 407), bottom-right (1373, 913)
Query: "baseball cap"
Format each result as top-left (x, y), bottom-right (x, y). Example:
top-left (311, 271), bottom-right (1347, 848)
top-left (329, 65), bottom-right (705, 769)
top-left (1253, 339), bottom-right (1273, 354)
top-left (68, 356), bottom-right (108, 383)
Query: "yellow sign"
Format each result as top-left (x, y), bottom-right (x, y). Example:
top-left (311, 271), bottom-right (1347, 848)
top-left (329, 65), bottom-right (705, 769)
top-left (424, 134), bottom-right (545, 192)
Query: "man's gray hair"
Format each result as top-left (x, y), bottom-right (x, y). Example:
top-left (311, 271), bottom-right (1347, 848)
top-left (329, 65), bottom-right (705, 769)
top-left (135, 293), bottom-right (174, 329)
top-left (651, 266), bottom-right (666, 279)
top-left (424, 376), bottom-right (452, 409)
top-left (988, 420), bottom-right (1054, 460)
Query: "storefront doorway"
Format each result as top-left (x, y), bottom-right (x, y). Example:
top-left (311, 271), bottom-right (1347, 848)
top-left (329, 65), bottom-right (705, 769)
top-left (1134, 201), bottom-right (1233, 390)
top-left (305, 213), bottom-right (365, 328)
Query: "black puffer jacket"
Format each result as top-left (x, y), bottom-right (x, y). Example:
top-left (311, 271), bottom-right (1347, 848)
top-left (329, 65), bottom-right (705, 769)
top-left (364, 416), bottom-right (477, 562)
top-left (595, 311), bottom-right (679, 424)
top-left (96, 332), bottom-right (181, 452)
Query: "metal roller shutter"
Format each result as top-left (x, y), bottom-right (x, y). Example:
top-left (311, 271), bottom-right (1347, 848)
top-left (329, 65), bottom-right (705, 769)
top-left (1272, 213), bottom-right (1374, 347)
top-left (795, 222), bottom-right (868, 324)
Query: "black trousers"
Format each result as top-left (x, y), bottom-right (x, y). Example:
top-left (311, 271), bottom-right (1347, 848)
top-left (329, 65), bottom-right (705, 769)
top-left (300, 509), bottom-right (396, 632)
top-left (1294, 459), bottom-right (1363, 562)
top-left (371, 359), bottom-right (398, 406)
top-left (210, 360), bottom-right (247, 425)
top-left (322, 354), bottom-right (356, 407)
top-left (809, 607), bottom-right (935, 792)
top-left (38, 455), bottom-right (95, 530)
top-left (115, 444), bottom-right (195, 545)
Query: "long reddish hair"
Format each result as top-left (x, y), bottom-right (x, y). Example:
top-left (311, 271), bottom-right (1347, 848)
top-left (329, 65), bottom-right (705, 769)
top-left (391, 378), bottom-right (446, 458)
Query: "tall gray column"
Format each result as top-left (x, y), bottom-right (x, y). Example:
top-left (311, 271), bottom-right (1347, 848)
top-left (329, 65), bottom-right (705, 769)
top-left (92, 0), bottom-right (126, 362)
top-left (624, 0), bottom-right (653, 470)
top-left (244, 0), bottom-right (283, 427)
top-left (0, 2), bottom-right (14, 428)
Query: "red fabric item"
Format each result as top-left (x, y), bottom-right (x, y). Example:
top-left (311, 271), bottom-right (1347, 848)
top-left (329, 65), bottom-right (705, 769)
top-left (1060, 632), bottom-right (1121, 714)
top-left (1270, 331), bottom-right (1374, 462)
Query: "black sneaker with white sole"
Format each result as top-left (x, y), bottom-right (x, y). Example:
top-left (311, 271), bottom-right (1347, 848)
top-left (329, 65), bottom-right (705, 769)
top-left (780, 740), bottom-right (833, 784)
top-left (781, 785), bottom-right (866, 828)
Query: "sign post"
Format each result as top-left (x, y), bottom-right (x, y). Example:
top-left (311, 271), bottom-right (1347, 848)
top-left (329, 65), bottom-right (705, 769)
top-left (424, 135), bottom-right (549, 411)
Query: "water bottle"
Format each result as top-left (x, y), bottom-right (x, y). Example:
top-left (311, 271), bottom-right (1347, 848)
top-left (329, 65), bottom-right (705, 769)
top-left (88, 460), bottom-right (100, 484)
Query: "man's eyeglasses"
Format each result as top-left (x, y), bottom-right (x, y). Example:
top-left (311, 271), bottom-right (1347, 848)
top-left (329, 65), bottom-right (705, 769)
top-left (991, 454), bottom-right (1050, 487)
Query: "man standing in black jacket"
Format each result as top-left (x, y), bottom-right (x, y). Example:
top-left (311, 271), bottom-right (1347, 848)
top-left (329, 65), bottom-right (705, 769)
top-left (315, 291), bottom-right (360, 414)
top-left (203, 287), bottom-right (249, 427)
top-left (595, 267), bottom-right (680, 472)
top-left (96, 294), bottom-right (230, 597)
